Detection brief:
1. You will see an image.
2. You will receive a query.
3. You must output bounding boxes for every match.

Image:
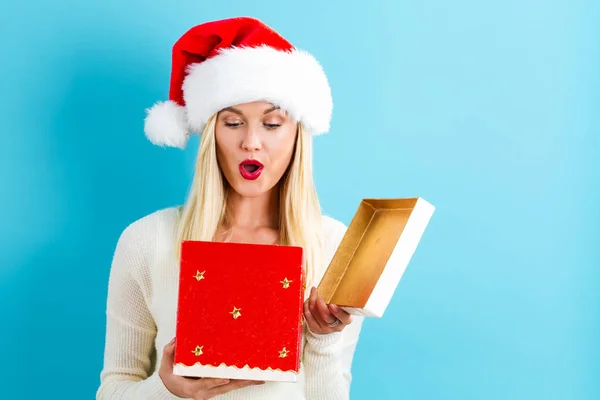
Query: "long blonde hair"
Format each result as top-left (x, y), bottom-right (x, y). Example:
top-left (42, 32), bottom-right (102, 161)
top-left (175, 112), bottom-right (324, 291)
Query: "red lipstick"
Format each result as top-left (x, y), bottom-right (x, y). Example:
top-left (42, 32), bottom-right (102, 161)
top-left (239, 159), bottom-right (264, 180)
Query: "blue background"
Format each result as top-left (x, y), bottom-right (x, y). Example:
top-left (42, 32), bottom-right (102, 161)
top-left (1, 1), bottom-right (598, 399)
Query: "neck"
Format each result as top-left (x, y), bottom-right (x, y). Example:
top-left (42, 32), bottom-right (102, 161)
top-left (225, 186), bottom-right (280, 229)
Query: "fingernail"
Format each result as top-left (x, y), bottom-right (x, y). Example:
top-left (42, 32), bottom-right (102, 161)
top-left (330, 304), bottom-right (338, 311)
top-left (220, 379), bottom-right (230, 384)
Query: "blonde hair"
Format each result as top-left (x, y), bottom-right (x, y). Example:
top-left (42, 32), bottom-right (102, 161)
top-left (175, 113), bottom-right (324, 290)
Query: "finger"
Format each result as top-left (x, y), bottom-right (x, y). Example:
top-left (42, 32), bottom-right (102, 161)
top-left (161, 337), bottom-right (176, 368)
top-left (329, 304), bottom-right (352, 325)
top-left (315, 295), bottom-right (337, 325)
top-left (186, 377), bottom-right (231, 393)
top-left (308, 288), bottom-right (323, 323)
top-left (308, 287), bottom-right (317, 311)
top-left (206, 379), bottom-right (263, 397)
top-left (304, 300), bottom-right (325, 331)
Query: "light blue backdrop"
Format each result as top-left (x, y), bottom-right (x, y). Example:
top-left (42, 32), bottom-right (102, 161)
top-left (1, 1), bottom-right (598, 399)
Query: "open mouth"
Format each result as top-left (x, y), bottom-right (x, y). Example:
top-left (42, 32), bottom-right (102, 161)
top-left (239, 159), bottom-right (264, 180)
top-left (243, 163), bottom-right (260, 173)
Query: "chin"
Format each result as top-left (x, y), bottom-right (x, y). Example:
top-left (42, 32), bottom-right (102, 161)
top-left (230, 180), bottom-right (275, 198)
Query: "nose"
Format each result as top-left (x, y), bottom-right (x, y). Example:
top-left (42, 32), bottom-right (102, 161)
top-left (241, 125), bottom-right (262, 152)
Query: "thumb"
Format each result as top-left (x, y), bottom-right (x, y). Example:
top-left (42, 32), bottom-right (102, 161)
top-left (162, 337), bottom-right (176, 366)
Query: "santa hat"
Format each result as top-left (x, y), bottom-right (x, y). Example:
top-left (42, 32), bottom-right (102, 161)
top-left (144, 16), bottom-right (333, 148)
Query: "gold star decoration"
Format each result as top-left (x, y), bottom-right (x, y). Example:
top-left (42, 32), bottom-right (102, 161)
top-left (192, 345), bottom-right (203, 356)
top-left (279, 347), bottom-right (289, 358)
top-left (280, 277), bottom-right (292, 289)
top-left (194, 270), bottom-right (205, 281)
top-left (230, 306), bottom-right (242, 319)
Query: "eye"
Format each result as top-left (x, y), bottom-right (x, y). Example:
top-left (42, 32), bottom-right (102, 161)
top-left (224, 121), bottom-right (242, 128)
top-left (264, 123), bottom-right (281, 130)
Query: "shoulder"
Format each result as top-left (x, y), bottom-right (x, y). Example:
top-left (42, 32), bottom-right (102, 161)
top-left (321, 214), bottom-right (347, 235)
top-left (320, 214), bottom-right (348, 251)
top-left (315, 214), bottom-right (348, 284)
top-left (114, 206), bottom-right (181, 260)
top-left (110, 206), bottom-right (181, 286)
top-left (120, 206), bottom-right (181, 238)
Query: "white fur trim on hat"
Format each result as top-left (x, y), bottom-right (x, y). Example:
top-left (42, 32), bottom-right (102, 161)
top-left (144, 100), bottom-right (189, 148)
top-left (183, 45), bottom-right (332, 136)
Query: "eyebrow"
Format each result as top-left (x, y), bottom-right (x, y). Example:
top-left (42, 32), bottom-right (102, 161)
top-left (262, 105), bottom-right (281, 114)
top-left (222, 105), bottom-right (281, 116)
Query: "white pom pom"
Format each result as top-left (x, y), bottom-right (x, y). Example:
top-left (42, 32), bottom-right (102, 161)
top-left (143, 100), bottom-right (189, 148)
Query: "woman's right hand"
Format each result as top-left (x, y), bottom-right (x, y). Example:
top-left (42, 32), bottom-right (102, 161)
top-left (158, 338), bottom-right (264, 399)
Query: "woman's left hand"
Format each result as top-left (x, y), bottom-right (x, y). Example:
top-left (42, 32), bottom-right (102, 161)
top-left (303, 286), bottom-right (352, 334)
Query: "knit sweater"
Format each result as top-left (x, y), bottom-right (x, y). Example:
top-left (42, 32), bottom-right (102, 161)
top-left (96, 207), bottom-right (364, 400)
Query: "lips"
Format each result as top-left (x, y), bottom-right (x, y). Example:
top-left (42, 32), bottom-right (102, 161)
top-left (239, 159), bottom-right (264, 180)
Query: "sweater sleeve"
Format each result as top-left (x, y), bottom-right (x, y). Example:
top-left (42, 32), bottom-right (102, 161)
top-left (303, 316), bottom-right (364, 399)
top-left (302, 217), bottom-right (365, 399)
top-left (96, 220), bottom-right (182, 400)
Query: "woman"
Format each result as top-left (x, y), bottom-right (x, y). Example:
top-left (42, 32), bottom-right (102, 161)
top-left (97, 17), bottom-right (363, 400)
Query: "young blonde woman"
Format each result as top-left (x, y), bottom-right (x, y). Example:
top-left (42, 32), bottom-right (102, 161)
top-left (96, 17), bottom-right (363, 400)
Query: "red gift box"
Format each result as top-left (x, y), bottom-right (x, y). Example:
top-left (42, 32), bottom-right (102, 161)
top-left (173, 240), bottom-right (305, 382)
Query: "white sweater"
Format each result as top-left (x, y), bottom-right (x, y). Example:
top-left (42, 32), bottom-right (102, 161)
top-left (96, 207), bottom-right (364, 400)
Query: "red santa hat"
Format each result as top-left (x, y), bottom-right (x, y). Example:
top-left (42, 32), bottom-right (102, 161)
top-left (144, 16), bottom-right (333, 148)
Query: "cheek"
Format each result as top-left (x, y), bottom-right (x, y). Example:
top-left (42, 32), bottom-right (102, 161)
top-left (215, 131), bottom-right (237, 172)
top-left (268, 129), bottom-right (297, 171)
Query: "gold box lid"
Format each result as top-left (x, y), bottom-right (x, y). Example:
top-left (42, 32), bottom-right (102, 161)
top-left (318, 197), bottom-right (434, 311)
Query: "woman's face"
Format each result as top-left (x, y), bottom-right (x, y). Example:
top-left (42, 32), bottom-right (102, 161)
top-left (215, 101), bottom-right (298, 198)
